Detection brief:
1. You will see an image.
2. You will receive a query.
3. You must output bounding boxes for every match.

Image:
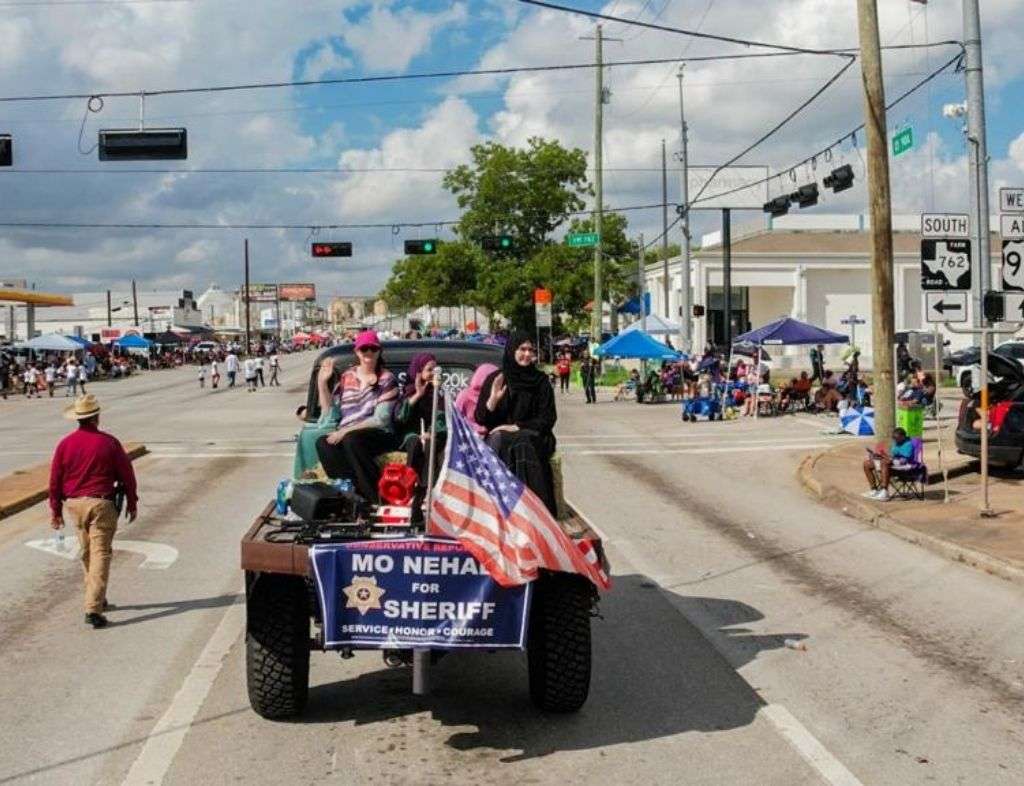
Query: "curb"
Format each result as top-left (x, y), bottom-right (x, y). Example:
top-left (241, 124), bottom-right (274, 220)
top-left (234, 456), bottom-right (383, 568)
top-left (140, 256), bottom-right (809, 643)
top-left (0, 443), bottom-right (148, 522)
top-left (798, 449), bottom-right (1024, 588)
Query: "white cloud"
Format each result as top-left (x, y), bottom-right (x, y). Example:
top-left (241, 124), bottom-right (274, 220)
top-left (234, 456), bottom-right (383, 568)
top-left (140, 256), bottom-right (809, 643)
top-left (0, 18), bottom-right (31, 69)
top-left (300, 43), bottom-right (353, 82)
top-left (341, 3), bottom-right (469, 72)
top-left (1009, 133), bottom-right (1024, 174)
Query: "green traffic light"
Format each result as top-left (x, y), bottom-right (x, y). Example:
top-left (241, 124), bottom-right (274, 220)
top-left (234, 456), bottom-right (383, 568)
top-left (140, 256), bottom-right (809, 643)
top-left (501, 237), bottom-right (511, 248)
top-left (425, 242), bottom-right (434, 252)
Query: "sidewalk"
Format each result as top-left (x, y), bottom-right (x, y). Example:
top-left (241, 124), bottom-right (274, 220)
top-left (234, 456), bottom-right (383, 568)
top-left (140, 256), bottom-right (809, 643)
top-left (0, 443), bottom-right (148, 521)
top-left (799, 417), bottom-right (1024, 585)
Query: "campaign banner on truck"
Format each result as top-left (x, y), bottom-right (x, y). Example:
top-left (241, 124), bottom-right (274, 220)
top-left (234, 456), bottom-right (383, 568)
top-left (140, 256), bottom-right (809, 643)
top-left (309, 538), bottom-right (531, 650)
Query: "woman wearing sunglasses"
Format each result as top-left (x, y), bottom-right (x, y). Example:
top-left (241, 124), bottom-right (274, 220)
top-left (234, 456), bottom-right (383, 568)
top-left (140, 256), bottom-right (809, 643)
top-left (314, 330), bottom-right (400, 501)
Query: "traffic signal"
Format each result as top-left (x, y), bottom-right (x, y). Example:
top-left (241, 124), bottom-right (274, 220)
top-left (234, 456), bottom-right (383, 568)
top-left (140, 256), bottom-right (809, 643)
top-left (763, 195), bottom-right (790, 217)
top-left (692, 304), bottom-right (706, 318)
top-left (98, 128), bottom-right (188, 160)
top-left (0, 134), bottom-right (10, 167)
top-left (311, 242), bottom-right (353, 258)
top-left (404, 239), bottom-right (438, 255)
top-left (481, 235), bottom-right (514, 252)
top-left (823, 164), bottom-right (855, 194)
top-left (790, 183), bottom-right (819, 209)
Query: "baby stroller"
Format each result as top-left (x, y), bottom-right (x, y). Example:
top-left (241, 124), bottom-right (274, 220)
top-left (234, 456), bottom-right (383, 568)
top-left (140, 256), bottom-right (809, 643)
top-left (682, 395), bottom-right (722, 421)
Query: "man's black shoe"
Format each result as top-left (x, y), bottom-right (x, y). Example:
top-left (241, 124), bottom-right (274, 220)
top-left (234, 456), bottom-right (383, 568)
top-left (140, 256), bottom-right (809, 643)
top-left (85, 613), bottom-right (108, 629)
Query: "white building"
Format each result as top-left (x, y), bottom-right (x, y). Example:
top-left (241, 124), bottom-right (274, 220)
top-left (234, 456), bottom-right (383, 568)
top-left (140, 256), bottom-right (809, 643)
top-left (644, 214), bottom-right (1010, 367)
top-left (20, 289), bottom-right (204, 341)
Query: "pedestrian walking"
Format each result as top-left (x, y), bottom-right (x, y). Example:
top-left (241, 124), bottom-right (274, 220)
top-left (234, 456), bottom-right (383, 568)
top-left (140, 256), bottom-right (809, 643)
top-left (0, 359), bottom-right (10, 400)
top-left (256, 355), bottom-right (266, 387)
top-left (24, 364), bottom-right (39, 398)
top-left (198, 362), bottom-right (207, 389)
top-left (244, 356), bottom-right (257, 392)
top-left (77, 362), bottom-right (88, 394)
top-left (555, 353), bottom-right (571, 395)
top-left (809, 343), bottom-right (825, 384)
top-left (49, 394), bottom-right (139, 629)
top-left (580, 353), bottom-right (598, 404)
top-left (210, 358), bottom-right (220, 389)
top-left (269, 352), bottom-right (280, 386)
top-left (65, 360), bottom-right (78, 397)
top-left (226, 351), bottom-right (239, 387)
top-left (44, 361), bottom-right (57, 398)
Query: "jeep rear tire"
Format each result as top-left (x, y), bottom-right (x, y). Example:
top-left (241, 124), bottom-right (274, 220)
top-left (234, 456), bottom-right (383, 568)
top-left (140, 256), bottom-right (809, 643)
top-left (246, 573), bottom-right (310, 719)
top-left (527, 572), bottom-right (592, 713)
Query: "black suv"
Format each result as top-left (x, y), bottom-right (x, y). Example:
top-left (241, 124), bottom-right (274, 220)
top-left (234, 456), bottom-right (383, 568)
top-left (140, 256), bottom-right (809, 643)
top-left (955, 353), bottom-right (1024, 468)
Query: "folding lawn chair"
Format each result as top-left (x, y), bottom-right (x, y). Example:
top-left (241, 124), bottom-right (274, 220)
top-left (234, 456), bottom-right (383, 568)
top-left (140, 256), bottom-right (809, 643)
top-left (888, 437), bottom-right (927, 500)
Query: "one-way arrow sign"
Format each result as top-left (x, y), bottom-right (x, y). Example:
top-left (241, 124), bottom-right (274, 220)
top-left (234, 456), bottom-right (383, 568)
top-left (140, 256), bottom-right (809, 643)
top-left (924, 291), bottom-right (968, 324)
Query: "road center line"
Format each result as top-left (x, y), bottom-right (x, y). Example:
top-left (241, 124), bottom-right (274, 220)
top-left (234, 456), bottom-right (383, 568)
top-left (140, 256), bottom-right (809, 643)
top-left (761, 704), bottom-right (865, 786)
top-left (121, 599), bottom-right (245, 786)
top-left (566, 443), bottom-right (830, 456)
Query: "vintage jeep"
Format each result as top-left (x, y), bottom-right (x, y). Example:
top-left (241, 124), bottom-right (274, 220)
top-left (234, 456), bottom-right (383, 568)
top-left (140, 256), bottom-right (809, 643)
top-left (240, 340), bottom-right (608, 719)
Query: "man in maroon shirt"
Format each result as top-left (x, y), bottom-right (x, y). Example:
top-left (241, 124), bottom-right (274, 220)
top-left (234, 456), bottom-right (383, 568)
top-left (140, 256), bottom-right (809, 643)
top-left (49, 394), bottom-right (138, 629)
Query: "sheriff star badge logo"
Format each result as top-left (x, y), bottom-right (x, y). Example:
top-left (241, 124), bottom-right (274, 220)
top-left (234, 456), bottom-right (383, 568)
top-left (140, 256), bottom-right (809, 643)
top-left (343, 576), bottom-right (385, 615)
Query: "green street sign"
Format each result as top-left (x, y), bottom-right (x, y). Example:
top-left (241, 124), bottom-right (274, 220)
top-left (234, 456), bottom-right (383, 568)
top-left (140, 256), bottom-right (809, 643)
top-left (567, 232), bottom-right (600, 248)
top-left (892, 126), bottom-right (914, 158)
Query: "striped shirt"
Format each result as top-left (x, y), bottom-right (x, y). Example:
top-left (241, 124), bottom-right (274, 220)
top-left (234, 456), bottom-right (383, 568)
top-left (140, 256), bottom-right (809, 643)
top-left (334, 367), bottom-right (398, 428)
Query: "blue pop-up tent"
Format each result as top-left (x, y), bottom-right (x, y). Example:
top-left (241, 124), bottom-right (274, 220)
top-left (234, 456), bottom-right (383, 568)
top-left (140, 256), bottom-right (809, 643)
top-left (594, 329), bottom-right (682, 360)
top-left (734, 317), bottom-right (848, 346)
top-left (114, 334), bottom-right (152, 349)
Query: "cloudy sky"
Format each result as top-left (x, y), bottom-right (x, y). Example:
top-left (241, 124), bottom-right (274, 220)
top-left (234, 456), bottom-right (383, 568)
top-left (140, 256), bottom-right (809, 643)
top-left (1, 0), bottom-right (1022, 303)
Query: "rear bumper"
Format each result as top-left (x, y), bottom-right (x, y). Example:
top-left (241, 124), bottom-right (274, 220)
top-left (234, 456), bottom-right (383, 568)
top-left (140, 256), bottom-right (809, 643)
top-left (955, 431), bottom-right (1024, 467)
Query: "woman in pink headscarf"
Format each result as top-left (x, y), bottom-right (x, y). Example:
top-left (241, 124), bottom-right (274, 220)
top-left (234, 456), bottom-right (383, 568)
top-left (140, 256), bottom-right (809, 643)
top-left (455, 363), bottom-right (498, 437)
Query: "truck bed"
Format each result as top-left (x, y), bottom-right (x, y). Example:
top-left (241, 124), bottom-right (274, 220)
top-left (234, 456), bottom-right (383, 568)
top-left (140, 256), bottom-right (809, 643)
top-left (240, 502), bottom-right (606, 577)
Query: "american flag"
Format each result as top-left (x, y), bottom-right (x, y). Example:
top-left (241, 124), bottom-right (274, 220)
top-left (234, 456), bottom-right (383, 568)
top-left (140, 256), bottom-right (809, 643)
top-left (428, 397), bottom-right (610, 590)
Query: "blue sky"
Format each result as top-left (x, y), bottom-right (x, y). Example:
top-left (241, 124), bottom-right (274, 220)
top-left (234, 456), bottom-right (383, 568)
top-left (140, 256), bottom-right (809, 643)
top-left (1, 0), bottom-right (1022, 301)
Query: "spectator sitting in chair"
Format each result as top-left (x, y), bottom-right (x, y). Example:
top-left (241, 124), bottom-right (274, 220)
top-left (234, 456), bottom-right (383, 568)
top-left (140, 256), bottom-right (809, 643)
top-left (778, 377), bottom-right (798, 412)
top-left (614, 368), bottom-right (641, 402)
top-left (862, 427), bottom-right (914, 501)
top-left (791, 371), bottom-right (812, 407)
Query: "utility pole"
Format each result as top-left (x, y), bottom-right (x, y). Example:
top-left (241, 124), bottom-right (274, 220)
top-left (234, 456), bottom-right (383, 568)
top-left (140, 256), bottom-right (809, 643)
top-left (963, 0), bottom-right (991, 339)
top-left (591, 23), bottom-right (605, 341)
top-left (857, 0), bottom-right (897, 440)
top-left (131, 279), bottom-right (139, 327)
top-left (661, 139), bottom-right (670, 319)
top-left (243, 238), bottom-right (251, 354)
top-left (638, 233), bottom-right (647, 334)
top-left (106, 289), bottom-right (112, 328)
top-left (722, 209), bottom-right (732, 351)
top-left (677, 65), bottom-right (693, 354)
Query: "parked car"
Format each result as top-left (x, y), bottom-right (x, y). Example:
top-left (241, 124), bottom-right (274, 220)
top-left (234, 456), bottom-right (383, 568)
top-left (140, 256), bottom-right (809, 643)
top-left (949, 339), bottom-right (1024, 396)
top-left (955, 352), bottom-right (1024, 468)
top-left (192, 340), bottom-right (219, 354)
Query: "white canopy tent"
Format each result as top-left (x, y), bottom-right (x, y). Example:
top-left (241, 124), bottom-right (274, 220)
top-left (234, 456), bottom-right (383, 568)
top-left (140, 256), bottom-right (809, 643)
top-left (15, 334), bottom-right (84, 352)
top-left (621, 313), bottom-right (681, 337)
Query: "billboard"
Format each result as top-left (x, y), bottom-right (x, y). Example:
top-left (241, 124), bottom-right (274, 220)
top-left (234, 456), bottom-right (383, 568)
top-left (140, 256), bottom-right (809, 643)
top-left (245, 283), bottom-right (278, 303)
top-left (688, 165), bottom-right (770, 210)
top-left (278, 282), bottom-right (317, 302)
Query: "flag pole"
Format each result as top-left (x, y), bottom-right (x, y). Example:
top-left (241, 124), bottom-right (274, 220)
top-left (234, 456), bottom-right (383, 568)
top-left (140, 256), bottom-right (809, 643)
top-left (423, 366), bottom-right (442, 533)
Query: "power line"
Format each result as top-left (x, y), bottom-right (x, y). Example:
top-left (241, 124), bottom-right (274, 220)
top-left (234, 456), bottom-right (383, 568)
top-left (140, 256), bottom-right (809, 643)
top-left (691, 49), bottom-right (964, 207)
top-left (0, 202), bottom-right (671, 232)
top-left (0, 52), bottom-right (839, 105)
top-left (0, 0), bottom-right (192, 5)
top-left (518, 0), bottom-right (854, 57)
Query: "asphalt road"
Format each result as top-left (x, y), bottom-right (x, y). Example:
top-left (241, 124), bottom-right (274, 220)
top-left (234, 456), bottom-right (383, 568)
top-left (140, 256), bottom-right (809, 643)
top-left (0, 364), bottom-right (1021, 785)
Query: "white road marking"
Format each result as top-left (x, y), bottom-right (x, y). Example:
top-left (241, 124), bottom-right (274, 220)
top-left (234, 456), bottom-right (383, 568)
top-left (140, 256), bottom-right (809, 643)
top-left (559, 436), bottom-right (839, 447)
top-left (121, 599), bottom-right (245, 786)
top-left (147, 452), bottom-right (294, 459)
top-left (761, 704), bottom-right (865, 786)
top-left (25, 538), bottom-right (179, 569)
top-left (565, 443), bottom-right (830, 456)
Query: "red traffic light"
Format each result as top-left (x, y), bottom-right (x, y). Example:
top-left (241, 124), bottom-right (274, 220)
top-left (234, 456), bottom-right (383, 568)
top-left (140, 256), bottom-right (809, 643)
top-left (312, 242), bottom-right (353, 258)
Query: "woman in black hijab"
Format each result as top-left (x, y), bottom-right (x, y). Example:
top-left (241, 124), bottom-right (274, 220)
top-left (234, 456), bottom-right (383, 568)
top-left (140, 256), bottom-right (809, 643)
top-left (475, 332), bottom-right (558, 515)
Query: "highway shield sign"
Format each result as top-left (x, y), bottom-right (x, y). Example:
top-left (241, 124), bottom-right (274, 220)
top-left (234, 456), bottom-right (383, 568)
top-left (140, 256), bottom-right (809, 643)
top-left (1003, 240), bottom-right (1024, 291)
top-left (920, 239), bottom-right (971, 291)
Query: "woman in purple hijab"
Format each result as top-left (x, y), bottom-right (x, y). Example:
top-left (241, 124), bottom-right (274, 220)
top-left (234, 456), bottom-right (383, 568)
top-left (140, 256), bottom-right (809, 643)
top-left (393, 352), bottom-right (447, 522)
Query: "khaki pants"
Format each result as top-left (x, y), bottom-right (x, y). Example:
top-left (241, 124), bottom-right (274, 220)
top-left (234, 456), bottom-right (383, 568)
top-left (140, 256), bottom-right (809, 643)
top-left (64, 497), bottom-right (118, 614)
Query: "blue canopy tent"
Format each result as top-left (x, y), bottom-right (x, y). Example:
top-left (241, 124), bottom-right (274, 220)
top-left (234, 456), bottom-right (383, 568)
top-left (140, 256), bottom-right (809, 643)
top-left (594, 329), bottom-right (682, 361)
top-left (114, 334), bottom-right (152, 350)
top-left (66, 335), bottom-right (93, 348)
top-left (729, 317), bottom-right (848, 420)
top-left (617, 292), bottom-right (652, 316)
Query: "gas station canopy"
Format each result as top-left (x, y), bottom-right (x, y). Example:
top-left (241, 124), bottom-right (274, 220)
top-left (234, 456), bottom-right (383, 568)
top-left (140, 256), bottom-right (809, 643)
top-left (0, 288), bottom-right (73, 307)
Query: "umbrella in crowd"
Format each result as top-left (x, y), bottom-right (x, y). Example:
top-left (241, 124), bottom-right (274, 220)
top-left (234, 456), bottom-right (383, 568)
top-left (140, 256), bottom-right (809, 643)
top-left (840, 406), bottom-right (875, 436)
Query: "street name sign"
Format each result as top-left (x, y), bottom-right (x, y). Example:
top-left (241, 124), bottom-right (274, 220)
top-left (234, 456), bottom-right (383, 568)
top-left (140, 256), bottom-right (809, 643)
top-left (892, 126), bottom-right (914, 157)
top-left (1000, 213), bottom-right (1024, 241)
top-left (1003, 240), bottom-right (1024, 291)
top-left (567, 232), bottom-right (599, 248)
top-left (999, 188), bottom-right (1024, 213)
top-left (920, 239), bottom-right (971, 291)
top-left (921, 213), bottom-right (969, 239)
top-left (924, 291), bottom-right (968, 324)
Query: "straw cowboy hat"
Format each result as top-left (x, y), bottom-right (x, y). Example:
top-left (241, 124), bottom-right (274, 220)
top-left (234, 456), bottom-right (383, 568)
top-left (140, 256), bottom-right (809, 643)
top-left (64, 393), bottom-right (101, 421)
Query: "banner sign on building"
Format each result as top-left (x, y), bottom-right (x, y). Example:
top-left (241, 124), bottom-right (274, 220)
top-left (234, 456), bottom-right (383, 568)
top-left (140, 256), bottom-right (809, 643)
top-left (278, 283), bottom-right (317, 302)
top-left (309, 538), bottom-right (531, 650)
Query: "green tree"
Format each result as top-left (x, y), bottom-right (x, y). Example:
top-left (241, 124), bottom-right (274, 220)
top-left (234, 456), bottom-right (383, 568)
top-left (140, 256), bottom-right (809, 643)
top-left (379, 241), bottom-right (485, 312)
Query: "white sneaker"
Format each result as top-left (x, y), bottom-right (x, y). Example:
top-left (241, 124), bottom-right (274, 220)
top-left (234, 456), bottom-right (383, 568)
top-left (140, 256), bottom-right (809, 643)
top-left (872, 489), bottom-right (889, 501)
